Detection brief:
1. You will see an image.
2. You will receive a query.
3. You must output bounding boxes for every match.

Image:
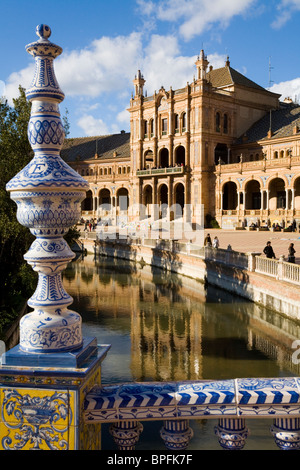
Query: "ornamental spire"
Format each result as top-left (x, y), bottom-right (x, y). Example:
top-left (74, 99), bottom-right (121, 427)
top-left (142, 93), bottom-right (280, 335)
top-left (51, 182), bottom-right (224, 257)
top-left (6, 25), bottom-right (89, 354)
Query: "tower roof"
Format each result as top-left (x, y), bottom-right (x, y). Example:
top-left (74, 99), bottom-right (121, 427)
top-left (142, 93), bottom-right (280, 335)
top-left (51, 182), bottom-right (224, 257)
top-left (207, 64), bottom-right (267, 92)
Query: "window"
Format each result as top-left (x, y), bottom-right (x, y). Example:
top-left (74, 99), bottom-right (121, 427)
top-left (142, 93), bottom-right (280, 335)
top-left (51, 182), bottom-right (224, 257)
top-left (150, 119), bottom-right (154, 137)
top-left (144, 120), bottom-right (148, 138)
top-left (182, 112), bottom-right (186, 131)
top-left (174, 114), bottom-right (179, 133)
top-left (216, 112), bottom-right (221, 132)
top-left (162, 118), bottom-right (168, 135)
top-left (224, 114), bottom-right (228, 134)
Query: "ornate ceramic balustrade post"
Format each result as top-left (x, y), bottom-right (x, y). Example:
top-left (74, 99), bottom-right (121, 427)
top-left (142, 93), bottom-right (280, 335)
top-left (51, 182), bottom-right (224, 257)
top-left (6, 24), bottom-right (87, 353)
top-left (271, 418), bottom-right (300, 450)
top-left (214, 418), bottom-right (249, 450)
top-left (0, 24), bottom-right (110, 451)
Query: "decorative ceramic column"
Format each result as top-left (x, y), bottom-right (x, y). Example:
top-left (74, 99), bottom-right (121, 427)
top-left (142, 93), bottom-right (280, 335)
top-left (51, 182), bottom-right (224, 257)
top-left (109, 421), bottom-right (143, 450)
top-left (160, 419), bottom-right (193, 450)
top-left (6, 24), bottom-right (89, 354)
top-left (215, 418), bottom-right (249, 450)
top-left (0, 25), bottom-right (109, 451)
top-left (271, 418), bottom-right (300, 450)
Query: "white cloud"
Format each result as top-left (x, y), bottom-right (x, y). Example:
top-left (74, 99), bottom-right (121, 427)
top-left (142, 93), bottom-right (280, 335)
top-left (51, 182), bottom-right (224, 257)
top-left (4, 32), bottom-right (143, 104)
top-left (2, 25), bottom-right (229, 136)
top-left (0, 80), bottom-right (6, 98)
top-left (272, 0), bottom-right (300, 28)
top-left (270, 78), bottom-right (300, 103)
top-left (77, 114), bottom-right (110, 136)
top-left (56, 32), bottom-right (143, 97)
top-left (4, 64), bottom-right (34, 104)
top-left (139, 0), bottom-right (257, 41)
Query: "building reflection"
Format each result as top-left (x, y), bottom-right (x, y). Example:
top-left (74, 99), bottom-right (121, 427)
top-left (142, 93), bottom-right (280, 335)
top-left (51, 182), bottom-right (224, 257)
top-left (63, 256), bottom-right (300, 383)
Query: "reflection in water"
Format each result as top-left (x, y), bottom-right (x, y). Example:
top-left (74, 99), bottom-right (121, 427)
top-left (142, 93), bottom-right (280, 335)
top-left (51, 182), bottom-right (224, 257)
top-left (63, 254), bottom-right (300, 386)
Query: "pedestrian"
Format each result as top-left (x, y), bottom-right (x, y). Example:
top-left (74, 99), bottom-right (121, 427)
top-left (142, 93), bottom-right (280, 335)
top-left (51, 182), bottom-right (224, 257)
top-left (263, 241), bottom-right (276, 259)
top-left (204, 233), bottom-right (212, 246)
top-left (288, 243), bottom-right (296, 263)
top-left (212, 236), bottom-right (219, 248)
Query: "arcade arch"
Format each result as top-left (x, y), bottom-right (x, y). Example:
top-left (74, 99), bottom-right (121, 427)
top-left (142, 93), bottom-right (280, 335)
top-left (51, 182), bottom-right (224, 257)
top-left (268, 177), bottom-right (286, 210)
top-left (82, 190), bottom-right (93, 211)
top-left (175, 146), bottom-right (185, 166)
top-left (159, 148), bottom-right (169, 168)
top-left (117, 188), bottom-right (129, 212)
top-left (245, 180), bottom-right (261, 210)
top-left (222, 181), bottom-right (238, 210)
top-left (294, 176), bottom-right (300, 211)
top-left (158, 184), bottom-right (168, 218)
top-left (174, 182), bottom-right (185, 218)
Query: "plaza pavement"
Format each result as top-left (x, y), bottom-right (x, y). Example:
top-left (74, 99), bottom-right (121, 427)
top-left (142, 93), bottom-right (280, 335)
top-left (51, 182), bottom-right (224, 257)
top-left (79, 223), bottom-right (300, 263)
top-left (202, 228), bottom-right (300, 263)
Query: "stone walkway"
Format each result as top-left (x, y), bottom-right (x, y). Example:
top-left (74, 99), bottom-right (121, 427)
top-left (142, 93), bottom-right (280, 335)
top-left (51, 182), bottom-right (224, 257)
top-left (79, 223), bottom-right (300, 263)
top-left (203, 228), bottom-right (300, 262)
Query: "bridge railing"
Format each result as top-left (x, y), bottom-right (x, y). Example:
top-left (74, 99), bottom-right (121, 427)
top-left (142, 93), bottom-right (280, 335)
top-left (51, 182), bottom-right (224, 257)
top-left (84, 377), bottom-right (300, 450)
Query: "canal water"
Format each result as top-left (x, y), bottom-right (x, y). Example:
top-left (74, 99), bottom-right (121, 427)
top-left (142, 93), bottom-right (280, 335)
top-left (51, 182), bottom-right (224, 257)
top-left (63, 254), bottom-right (300, 450)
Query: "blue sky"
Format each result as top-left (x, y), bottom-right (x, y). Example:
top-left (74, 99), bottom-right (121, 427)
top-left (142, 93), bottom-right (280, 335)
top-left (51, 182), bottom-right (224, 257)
top-left (1, 0), bottom-right (300, 138)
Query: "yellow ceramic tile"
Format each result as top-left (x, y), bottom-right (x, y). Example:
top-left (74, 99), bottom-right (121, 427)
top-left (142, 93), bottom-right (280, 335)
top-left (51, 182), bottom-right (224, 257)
top-left (0, 420), bottom-right (77, 450)
top-left (0, 386), bottom-right (77, 450)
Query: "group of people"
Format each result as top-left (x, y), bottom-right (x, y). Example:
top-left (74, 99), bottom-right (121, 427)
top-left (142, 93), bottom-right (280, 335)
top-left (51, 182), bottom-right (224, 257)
top-left (263, 241), bottom-right (296, 263)
top-left (204, 233), bottom-right (297, 264)
top-left (204, 233), bottom-right (219, 248)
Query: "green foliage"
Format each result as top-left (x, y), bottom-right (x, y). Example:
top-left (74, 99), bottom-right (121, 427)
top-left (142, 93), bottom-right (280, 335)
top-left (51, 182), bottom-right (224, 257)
top-left (205, 213), bottom-right (220, 228)
top-left (64, 225), bottom-right (81, 245)
top-left (0, 86), bottom-right (36, 310)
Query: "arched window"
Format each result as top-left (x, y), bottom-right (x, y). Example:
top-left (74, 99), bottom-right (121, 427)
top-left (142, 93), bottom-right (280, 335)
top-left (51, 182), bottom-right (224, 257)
top-left (150, 119), bottom-right (154, 137)
top-left (174, 114), bottom-right (179, 133)
top-left (182, 112), bottom-right (186, 131)
top-left (161, 117), bottom-right (168, 135)
top-left (144, 120), bottom-right (148, 138)
top-left (274, 151), bottom-right (278, 159)
top-left (223, 114), bottom-right (228, 133)
top-left (216, 112), bottom-right (221, 132)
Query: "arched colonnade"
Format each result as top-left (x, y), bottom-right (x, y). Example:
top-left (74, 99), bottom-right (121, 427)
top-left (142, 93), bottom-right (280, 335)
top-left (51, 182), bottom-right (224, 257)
top-left (141, 181), bottom-right (185, 220)
top-left (82, 187), bottom-right (130, 221)
top-left (220, 175), bottom-right (300, 220)
top-left (142, 145), bottom-right (186, 170)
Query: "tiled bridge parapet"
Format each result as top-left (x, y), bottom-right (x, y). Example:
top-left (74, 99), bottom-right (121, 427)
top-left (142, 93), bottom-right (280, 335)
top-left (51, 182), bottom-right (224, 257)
top-left (84, 377), bottom-right (300, 450)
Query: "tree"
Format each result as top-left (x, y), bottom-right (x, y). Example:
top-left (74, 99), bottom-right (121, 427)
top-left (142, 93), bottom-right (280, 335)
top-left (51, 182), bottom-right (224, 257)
top-left (0, 88), bottom-right (80, 318)
top-left (0, 86), bottom-right (35, 311)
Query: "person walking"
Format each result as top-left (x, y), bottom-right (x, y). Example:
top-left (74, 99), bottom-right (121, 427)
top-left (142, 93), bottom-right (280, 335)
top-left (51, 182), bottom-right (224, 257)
top-left (288, 243), bottom-right (296, 263)
top-left (263, 241), bottom-right (276, 259)
top-left (212, 236), bottom-right (219, 248)
top-left (204, 233), bottom-right (212, 246)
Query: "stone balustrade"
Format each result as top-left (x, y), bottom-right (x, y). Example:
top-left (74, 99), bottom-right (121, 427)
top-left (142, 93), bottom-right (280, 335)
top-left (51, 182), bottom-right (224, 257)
top-left (136, 166), bottom-right (184, 176)
top-left (84, 377), bottom-right (300, 450)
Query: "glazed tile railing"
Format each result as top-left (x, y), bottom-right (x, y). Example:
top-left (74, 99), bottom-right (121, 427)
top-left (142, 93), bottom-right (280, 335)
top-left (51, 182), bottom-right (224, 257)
top-left (84, 377), bottom-right (300, 450)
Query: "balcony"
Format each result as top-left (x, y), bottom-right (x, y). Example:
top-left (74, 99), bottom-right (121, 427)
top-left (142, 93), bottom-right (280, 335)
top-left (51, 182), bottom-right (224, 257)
top-left (137, 166), bottom-right (184, 177)
top-left (216, 155), bottom-right (300, 174)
